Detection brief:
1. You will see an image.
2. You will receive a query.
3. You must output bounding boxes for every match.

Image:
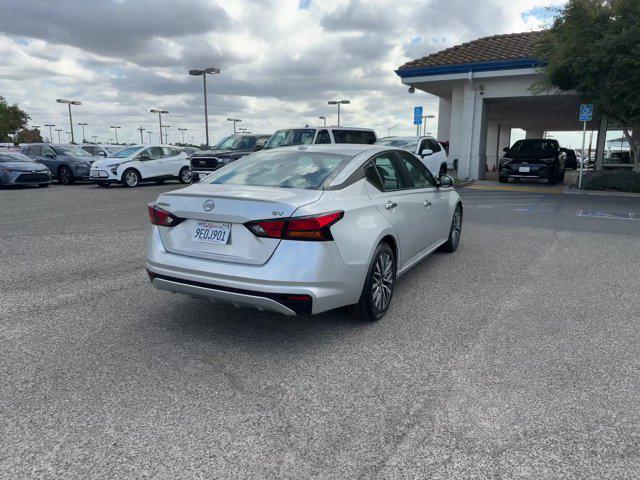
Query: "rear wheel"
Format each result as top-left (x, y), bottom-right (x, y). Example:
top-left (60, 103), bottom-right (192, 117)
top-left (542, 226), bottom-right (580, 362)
top-left (440, 204), bottom-right (462, 252)
top-left (178, 167), bottom-right (191, 184)
top-left (122, 169), bottom-right (140, 188)
top-left (58, 166), bottom-right (74, 185)
top-left (352, 242), bottom-right (396, 322)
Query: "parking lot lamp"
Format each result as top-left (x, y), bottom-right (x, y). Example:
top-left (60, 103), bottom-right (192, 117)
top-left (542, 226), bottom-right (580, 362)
top-left (44, 124), bottom-right (55, 143)
top-left (65, 131), bottom-right (72, 142)
top-left (146, 131), bottom-right (154, 143)
top-left (56, 99), bottom-right (82, 143)
top-left (162, 125), bottom-right (171, 144)
top-left (78, 122), bottom-right (88, 142)
top-left (55, 128), bottom-right (62, 143)
top-left (327, 100), bottom-right (350, 126)
top-left (150, 109), bottom-right (168, 144)
top-left (319, 116), bottom-right (326, 126)
top-left (178, 127), bottom-right (188, 143)
top-left (227, 118), bottom-right (241, 134)
top-left (189, 67), bottom-right (220, 149)
top-left (110, 126), bottom-right (121, 144)
top-left (137, 127), bottom-right (145, 144)
top-left (31, 125), bottom-right (41, 140)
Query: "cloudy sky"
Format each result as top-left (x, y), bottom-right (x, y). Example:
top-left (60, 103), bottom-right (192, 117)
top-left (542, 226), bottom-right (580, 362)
top-left (0, 0), bottom-right (563, 146)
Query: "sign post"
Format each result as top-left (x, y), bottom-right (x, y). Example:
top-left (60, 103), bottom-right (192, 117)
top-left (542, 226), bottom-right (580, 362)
top-left (578, 104), bottom-right (593, 189)
top-left (413, 106), bottom-right (423, 137)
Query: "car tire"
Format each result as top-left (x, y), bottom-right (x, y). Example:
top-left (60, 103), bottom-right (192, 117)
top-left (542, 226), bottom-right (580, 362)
top-left (178, 167), bottom-right (191, 184)
top-left (38, 183), bottom-right (49, 188)
top-left (498, 175), bottom-right (508, 183)
top-left (122, 169), bottom-right (141, 188)
top-left (58, 165), bottom-right (74, 185)
top-left (97, 181), bottom-right (110, 188)
top-left (352, 242), bottom-right (396, 322)
top-left (440, 204), bottom-right (462, 253)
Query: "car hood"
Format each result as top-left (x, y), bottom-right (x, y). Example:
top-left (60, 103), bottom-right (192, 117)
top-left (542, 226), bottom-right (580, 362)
top-left (91, 157), bottom-right (130, 168)
top-left (1, 162), bottom-right (49, 172)
top-left (192, 148), bottom-right (249, 157)
top-left (59, 154), bottom-right (93, 164)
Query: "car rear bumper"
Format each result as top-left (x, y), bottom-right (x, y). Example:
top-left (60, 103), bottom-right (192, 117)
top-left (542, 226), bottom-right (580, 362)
top-left (145, 226), bottom-right (367, 315)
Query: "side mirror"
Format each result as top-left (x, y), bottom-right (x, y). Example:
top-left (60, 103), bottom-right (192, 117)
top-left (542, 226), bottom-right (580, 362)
top-left (139, 154), bottom-right (151, 161)
top-left (421, 148), bottom-right (433, 156)
top-left (439, 175), bottom-right (454, 188)
top-left (98, 151), bottom-right (107, 156)
top-left (502, 147), bottom-right (509, 152)
top-left (254, 145), bottom-right (264, 151)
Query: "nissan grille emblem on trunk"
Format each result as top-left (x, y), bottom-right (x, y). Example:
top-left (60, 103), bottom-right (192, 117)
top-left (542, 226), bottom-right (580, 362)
top-left (203, 199), bottom-right (215, 212)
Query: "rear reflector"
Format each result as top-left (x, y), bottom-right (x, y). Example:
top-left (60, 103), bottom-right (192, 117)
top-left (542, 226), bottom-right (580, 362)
top-left (147, 204), bottom-right (184, 227)
top-left (245, 211), bottom-right (343, 241)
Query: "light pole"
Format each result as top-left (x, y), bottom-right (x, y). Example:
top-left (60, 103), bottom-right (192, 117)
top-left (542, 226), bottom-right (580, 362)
top-left (56, 99), bottom-right (81, 143)
top-left (137, 127), bottom-right (145, 144)
top-left (178, 127), bottom-right (188, 143)
top-left (385, 124), bottom-right (401, 136)
top-left (328, 100), bottom-right (350, 126)
top-left (422, 115), bottom-right (435, 136)
top-left (147, 131), bottom-right (154, 143)
top-left (162, 125), bottom-right (171, 144)
top-left (150, 109), bottom-right (168, 144)
top-left (189, 67), bottom-right (220, 149)
top-left (55, 128), bottom-right (63, 143)
top-left (227, 118), bottom-right (241, 134)
top-left (45, 124), bottom-right (55, 143)
top-left (110, 126), bottom-right (121, 143)
top-left (319, 116), bottom-right (326, 126)
top-left (31, 125), bottom-right (41, 141)
top-left (78, 122), bottom-right (88, 142)
top-left (65, 131), bottom-right (72, 142)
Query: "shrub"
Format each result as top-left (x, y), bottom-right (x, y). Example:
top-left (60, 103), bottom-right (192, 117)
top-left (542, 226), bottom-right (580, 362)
top-left (582, 169), bottom-right (640, 193)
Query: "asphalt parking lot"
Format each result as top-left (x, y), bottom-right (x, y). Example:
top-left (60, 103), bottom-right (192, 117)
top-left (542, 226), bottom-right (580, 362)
top-left (2, 181), bottom-right (640, 479)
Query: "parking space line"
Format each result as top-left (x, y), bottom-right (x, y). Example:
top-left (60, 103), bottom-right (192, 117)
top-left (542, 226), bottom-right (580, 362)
top-left (469, 202), bottom-right (552, 208)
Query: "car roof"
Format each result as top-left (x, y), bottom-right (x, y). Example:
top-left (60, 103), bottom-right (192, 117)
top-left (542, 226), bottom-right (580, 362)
top-left (275, 126), bottom-right (376, 132)
top-left (377, 136), bottom-right (436, 141)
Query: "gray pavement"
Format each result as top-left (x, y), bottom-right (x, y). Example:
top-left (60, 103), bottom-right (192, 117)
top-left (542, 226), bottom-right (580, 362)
top-left (1, 181), bottom-right (640, 479)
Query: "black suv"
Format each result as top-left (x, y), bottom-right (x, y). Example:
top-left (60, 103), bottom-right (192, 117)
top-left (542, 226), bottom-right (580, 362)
top-left (190, 134), bottom-right (271, 181)
top-left (499, 139), bottom-right (566, 184)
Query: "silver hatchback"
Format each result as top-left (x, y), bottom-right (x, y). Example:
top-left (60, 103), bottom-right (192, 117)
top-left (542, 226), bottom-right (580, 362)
top-left (146, 145), bottom-right (462, 321)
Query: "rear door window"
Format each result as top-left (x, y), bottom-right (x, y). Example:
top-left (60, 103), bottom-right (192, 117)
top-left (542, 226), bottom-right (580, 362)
top-left (332, 130), bottom-right (376, 144)
top-left (396, 151), bottom-right (437, 188)
top-left (369, 153), bottom-right (404, 191)
top-left (315, 129), bottom-right (331, 144)
top-left (29, 146), bottom-right (42, 156)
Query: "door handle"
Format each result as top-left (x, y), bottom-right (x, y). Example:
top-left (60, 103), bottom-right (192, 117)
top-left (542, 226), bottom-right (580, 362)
top-left (385, 201), bottom-right (397, 210)
top-left (424, 200), bottom-right (432, 208)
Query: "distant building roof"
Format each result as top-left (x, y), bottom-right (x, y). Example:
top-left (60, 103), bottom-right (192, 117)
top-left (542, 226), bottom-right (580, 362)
top-left (397, 31), bottom-right (546, 77)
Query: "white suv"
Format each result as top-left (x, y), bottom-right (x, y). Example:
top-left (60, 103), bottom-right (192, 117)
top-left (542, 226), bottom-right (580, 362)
top-left (375, 136), bottom-right (449, 177)
top-left (264, 126), bottom-right (377, 149)
top-left (89, 145), bottom-right (191, 188)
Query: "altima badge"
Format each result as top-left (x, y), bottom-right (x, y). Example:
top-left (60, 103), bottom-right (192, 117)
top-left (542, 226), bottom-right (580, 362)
top-left (203, 199), bottom-right (215, 212)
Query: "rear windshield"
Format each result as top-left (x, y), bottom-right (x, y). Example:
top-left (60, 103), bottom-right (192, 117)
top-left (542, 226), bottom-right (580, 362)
top-left (208, 150), bottom-right (352, 190)
top-left (265, 129), bottom-right (315, 149)
top-left (332, 130), bottom-right (376, 144)
top-left (509, 140), bottom-right (556, 154)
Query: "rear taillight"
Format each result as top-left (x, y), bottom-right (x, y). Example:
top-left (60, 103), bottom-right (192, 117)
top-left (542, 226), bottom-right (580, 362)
top-left (147, 204), bottom-right (184, 227)
top-left (245, 211), bottom-right (343, 241)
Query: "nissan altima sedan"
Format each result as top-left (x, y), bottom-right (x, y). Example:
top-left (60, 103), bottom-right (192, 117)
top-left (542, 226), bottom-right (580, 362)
top-left (146, 145), bottom-right (462, 322)
top-left (0, 152), bottom-right (51, 187)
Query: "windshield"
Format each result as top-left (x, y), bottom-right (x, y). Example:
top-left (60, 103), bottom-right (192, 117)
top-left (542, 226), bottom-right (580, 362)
top-left (265, 129), bottom-right (315, 149)
top-left (375, 138), bottom-right (418, 151)
top-left (52, 146), bottom-right (92, 157)
top-left (509, 140), bottom-right (556, 154)
top-left (0, 153), bottom-right (34, 163)
top-left (215, 136), bottom-right (256, 151)
top-left (109, 146), bottom-right (143, 158)
top-left (208, 150), bottom-right (352, 190)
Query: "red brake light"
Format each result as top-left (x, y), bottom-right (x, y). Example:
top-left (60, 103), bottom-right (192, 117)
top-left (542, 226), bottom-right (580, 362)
top-left (245, 211), bottom-right (343, 241)
top-left (147, 204), bottom-right (184, 227)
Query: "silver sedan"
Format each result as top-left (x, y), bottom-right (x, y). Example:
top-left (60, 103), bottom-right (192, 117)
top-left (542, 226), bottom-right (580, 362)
top-left (146, 144), bottom-right (462, 321)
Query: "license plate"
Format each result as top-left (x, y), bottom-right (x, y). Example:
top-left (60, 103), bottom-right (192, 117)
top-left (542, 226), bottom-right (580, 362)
top-left (193, 221), bottom-right (231, 245)
top-left (519, 166), bottom-right (530, 173)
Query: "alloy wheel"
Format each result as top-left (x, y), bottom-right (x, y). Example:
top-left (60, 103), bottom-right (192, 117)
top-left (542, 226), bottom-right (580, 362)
top-left (124, 171), bottom-right (139, 187)
top-left (371, 251), bottom-right (394, 311)
top-left (451, 209), bottom-right (462, 247)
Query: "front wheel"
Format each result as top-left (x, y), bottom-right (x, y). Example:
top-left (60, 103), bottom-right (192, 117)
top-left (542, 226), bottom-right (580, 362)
top-left (352, 242), bottom-right (396, 322)
top-left (178, 167), bottom-right (192, 184)
top-left (440, 204), bottom-right (462, 252)
top-left (122, 169), bottom-right (140, 188)
top-left (58, 166), bottom-right (74, 185)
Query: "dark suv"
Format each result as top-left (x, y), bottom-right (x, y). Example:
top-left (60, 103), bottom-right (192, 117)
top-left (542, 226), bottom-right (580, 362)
top-left (20, 143), bottom-right (93, 185)
top-left (190, 134), bottom-right (271, 181)
top-left (499, 139), bottom-right (566, 184)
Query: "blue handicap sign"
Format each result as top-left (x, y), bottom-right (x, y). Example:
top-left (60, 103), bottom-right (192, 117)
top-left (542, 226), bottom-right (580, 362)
top-left (579, 104), bottom-right (593, 122)
top-left (413, 106), bottom-right (423, 125)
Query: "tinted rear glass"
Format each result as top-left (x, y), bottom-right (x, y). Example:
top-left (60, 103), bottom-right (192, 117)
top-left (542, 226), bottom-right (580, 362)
top-left (332, 130), bottom-right (376, 144)
top-left (208, 150), bottom-right (352, 190)
top-left (509, 140), bottom-right (556, 154)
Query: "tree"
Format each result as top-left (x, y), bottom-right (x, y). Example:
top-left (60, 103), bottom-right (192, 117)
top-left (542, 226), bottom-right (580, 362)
top-left (0, 96), bottom-right (30, 143)
top-left (16, 128), bottom-right (43, 144)
top-left (537, 0), bottom-right (640, 171)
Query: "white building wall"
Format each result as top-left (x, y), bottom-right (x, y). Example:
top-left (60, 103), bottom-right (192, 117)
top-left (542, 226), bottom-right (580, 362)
top-left (437, 98), bottom-right (452, 140)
